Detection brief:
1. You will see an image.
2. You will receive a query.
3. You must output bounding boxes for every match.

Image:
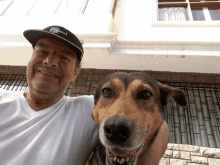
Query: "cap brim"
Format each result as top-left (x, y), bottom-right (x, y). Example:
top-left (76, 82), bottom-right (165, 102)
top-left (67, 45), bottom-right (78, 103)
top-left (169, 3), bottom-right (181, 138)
top-left (23, 29), bottom-right (83, 60)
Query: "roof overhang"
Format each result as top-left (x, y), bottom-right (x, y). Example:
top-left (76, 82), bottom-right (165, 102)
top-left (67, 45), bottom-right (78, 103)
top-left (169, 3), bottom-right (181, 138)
top-left (1, 33), bottom-right (220, 74)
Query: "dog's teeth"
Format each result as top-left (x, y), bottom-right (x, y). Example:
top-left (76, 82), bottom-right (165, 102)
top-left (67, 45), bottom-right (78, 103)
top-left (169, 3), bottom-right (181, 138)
top-left (125, 157), bottom-right (130, 162)
top-left (120, 158), bottom-right (125, 164)
top-left (107, 149), bottom-right (134, 164)
top-left (130, 151), bottom-right (135, 156)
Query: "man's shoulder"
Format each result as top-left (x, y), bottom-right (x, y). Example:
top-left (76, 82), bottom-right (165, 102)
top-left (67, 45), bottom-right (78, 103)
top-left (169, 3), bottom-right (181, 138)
top-left (66, 95), bottom-right (94, 103)
top-left (0, 89), bottom-right (25, 105)
top-left (0, 89), bottom-right (23, 98)
top-left (65, 95), bottom-right (95, 108)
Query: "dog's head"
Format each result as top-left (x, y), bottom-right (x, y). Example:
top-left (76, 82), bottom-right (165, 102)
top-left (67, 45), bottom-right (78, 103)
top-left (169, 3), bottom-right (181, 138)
top-left (93, 72), bottom-right (186, 165)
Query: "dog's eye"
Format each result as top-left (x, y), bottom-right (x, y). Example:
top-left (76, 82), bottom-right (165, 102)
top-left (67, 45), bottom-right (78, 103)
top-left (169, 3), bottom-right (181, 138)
top-left (137, 90), bottom-right (152, 100)
top-left (102, 88), bottom-right (113, 97)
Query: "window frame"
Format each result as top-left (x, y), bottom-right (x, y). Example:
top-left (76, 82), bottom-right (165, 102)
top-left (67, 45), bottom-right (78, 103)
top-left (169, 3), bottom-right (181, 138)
top-left (153, 0), bottom-right (220, 27)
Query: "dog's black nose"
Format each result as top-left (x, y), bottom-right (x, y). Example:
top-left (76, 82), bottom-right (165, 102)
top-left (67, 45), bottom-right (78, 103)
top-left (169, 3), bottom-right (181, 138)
top-left (104, 117), bottom-right (133, 143)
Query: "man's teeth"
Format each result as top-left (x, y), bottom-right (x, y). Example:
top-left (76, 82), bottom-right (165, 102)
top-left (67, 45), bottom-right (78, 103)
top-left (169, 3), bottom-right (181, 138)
top-left (107, 150), bottom-right (135, 164)
top-left (39, 71), bottom-right (57, 77)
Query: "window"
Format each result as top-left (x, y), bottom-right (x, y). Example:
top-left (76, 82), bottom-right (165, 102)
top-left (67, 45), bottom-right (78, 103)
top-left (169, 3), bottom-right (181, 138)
top-left (158, 0), bottom-right (220, 21)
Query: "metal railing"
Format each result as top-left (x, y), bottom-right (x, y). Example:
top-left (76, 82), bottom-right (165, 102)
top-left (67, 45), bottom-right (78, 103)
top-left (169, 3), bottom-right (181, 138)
top-left (162, 82), bottom-right (220, 148)
top-left (1, 74), bottom-right (219, 148)
top-left (0, 74), bottom-right (72, 96)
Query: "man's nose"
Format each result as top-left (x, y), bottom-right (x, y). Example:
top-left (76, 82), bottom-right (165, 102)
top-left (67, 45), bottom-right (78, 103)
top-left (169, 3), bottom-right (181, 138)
top-left (43, 53), bottom-right (59, 67)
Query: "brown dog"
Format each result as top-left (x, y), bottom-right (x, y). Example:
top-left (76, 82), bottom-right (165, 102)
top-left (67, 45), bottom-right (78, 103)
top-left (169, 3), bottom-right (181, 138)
top-left (89, 72), bottom-right (186, 165)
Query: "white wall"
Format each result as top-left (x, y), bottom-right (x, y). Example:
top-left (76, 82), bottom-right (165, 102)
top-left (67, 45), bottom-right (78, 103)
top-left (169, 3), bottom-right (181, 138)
top-left (1, 0), bottom-right (220, 74)
top-left (113, 0), bottom-right (220, 42)
top-left (0, 45), bottom-right (32, 66)
top-left (0, 14), bottom-right (112, 35)
top-left (0, 0), bottom-right (114, 66)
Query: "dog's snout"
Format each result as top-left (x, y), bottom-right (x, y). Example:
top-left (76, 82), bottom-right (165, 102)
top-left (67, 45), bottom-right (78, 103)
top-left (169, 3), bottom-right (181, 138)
top-left (104, 117), bottom-right (133, 143)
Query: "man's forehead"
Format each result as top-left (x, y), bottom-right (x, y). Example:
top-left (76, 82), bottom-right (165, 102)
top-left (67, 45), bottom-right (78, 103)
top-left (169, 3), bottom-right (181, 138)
top-left (35, 38), bottom-right (77, 54)
top-left (36, 38), bottom-right (65, 47)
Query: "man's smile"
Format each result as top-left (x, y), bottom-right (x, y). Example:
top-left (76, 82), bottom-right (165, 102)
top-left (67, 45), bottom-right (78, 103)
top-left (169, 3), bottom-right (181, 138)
top-left (38, 70), bottom-right (59, 78)
top-left (34, 64), bottom-right (62, 79)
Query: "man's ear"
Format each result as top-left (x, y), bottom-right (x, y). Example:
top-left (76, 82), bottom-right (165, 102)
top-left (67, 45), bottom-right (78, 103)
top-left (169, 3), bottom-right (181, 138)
top-left (70, 67), bottom-right (81, 82)
top-left (158, 82), bottom-right (187, 107)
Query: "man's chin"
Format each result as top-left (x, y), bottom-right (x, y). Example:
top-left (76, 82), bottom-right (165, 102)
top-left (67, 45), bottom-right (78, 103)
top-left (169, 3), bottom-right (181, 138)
top-left (32, 83), bottom-right (59, 94)
top-left (34, 88), bottom-right (57, 94)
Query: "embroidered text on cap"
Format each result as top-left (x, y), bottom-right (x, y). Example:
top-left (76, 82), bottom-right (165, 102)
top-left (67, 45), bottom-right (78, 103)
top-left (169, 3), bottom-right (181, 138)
top-left (49, 27), bottom-right (68, 36)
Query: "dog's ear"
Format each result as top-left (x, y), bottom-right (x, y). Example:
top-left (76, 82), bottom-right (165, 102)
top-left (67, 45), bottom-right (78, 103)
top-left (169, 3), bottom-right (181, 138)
top-left (93, 87), bottom-right (101, 125)
top-left (158, 82), bottom-right (187, 107)
top-left (94, 85), bottom-right (101, 105)
top-left (94, 89), bottom-right (99, 105)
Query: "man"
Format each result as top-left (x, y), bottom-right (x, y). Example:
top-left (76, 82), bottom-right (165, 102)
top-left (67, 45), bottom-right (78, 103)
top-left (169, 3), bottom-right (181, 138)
top-left (0, 26), bottom-right (168, 165)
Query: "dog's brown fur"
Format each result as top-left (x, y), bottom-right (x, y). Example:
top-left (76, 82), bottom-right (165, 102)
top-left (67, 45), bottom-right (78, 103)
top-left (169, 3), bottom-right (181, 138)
top-left (89, 72), bottom-right (186, 165)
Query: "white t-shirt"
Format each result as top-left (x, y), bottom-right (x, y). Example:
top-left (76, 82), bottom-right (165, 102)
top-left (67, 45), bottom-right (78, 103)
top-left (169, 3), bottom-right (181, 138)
top-left (0, 89), bottom-right (98, 165)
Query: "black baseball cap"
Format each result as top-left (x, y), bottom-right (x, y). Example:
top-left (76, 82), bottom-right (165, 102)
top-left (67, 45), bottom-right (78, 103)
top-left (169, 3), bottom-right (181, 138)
top-left (23, 25), bottom-right (84, 62)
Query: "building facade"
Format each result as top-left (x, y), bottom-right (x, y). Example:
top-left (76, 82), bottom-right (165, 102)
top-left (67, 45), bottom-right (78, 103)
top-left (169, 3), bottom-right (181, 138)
top-left (0, 0), bottom-right (220, 164)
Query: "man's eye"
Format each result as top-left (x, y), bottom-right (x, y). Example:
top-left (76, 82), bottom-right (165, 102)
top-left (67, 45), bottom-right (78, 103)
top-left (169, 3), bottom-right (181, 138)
top-left (36, 49), bottom-right (48, 55)
top-left (137, 90), bottom-right (152, 100)
top-left (61, 56), bottom-right (67, 59)
top-left (61, 55), bottom-right (70, 61)
top-left (41, 51), bottom-right (47, 54)
top-left (102, 88), bottom-right (113, 98)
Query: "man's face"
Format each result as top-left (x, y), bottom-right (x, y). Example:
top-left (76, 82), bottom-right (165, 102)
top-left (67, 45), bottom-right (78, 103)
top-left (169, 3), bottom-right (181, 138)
top-left (26, 38), bottom-right (80, 98)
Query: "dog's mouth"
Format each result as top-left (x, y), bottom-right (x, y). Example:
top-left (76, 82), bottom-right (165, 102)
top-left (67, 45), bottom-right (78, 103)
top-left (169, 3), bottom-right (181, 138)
top-left (107, 148), bottom-right (135, 164)
top-left (106, 144), bottom-right (142, 165)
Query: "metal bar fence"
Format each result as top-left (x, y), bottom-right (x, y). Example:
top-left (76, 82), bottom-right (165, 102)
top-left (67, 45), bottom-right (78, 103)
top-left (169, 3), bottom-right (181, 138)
top-left (1, 74), bottom-right (219, 148)
top-left (0, 74), bottom-right (72, 96)
top-left (162, 82), bottom-right (220, 148)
